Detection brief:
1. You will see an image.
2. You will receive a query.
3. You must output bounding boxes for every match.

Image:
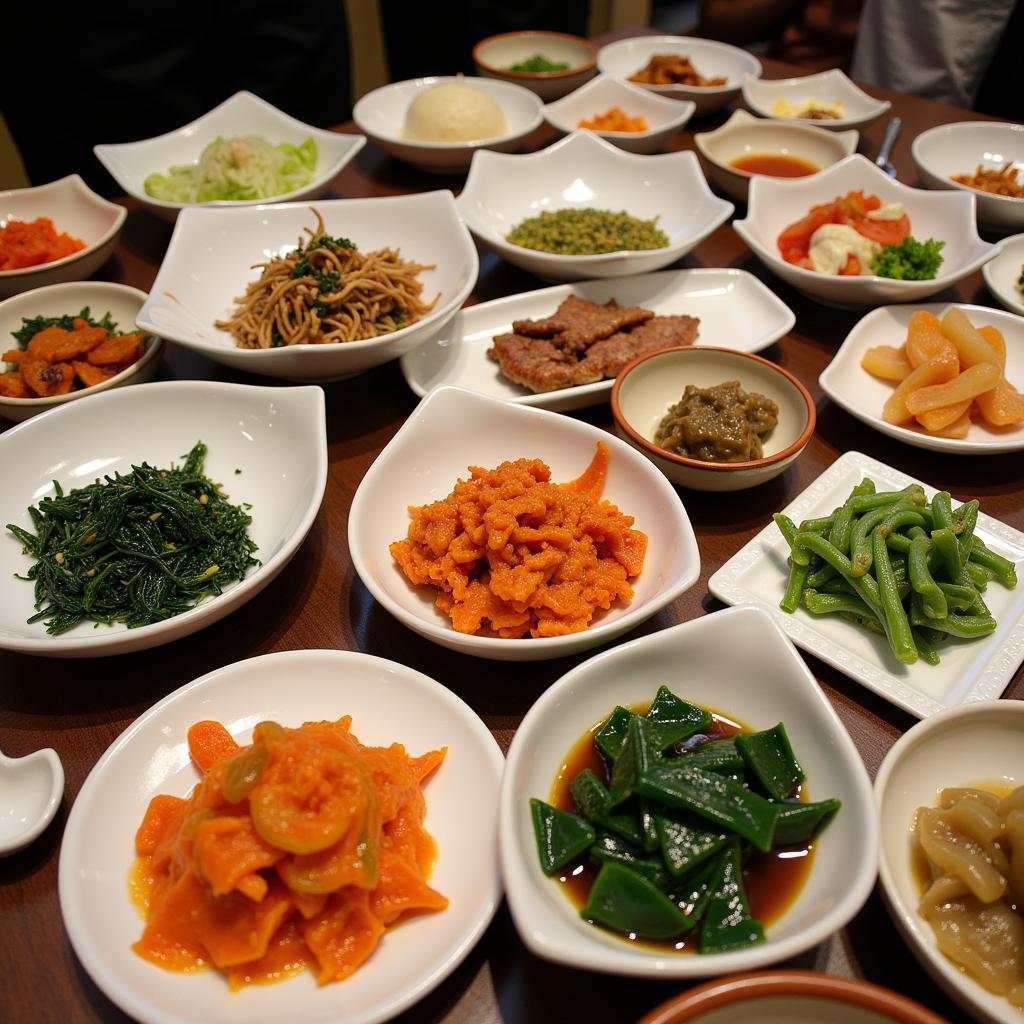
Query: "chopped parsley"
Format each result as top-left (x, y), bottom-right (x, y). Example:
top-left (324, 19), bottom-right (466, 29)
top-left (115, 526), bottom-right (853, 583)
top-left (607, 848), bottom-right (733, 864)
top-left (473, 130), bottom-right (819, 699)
top-left (870, 236), bottom-right (945, 281)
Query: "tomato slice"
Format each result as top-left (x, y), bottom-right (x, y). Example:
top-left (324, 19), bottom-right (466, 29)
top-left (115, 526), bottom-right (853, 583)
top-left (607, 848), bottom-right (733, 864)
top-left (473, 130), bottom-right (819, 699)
top-left (839, 253), bottom-right (862, 276)
top-left (853, 214), bottom-right (910, 247)
top-left (776, 199), bottom-right (842, 260)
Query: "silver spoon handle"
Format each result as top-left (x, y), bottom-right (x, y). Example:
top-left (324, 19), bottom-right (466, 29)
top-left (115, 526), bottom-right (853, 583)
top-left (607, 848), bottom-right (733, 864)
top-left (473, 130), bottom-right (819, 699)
top-left (875, 116), bottom-right (903, 168)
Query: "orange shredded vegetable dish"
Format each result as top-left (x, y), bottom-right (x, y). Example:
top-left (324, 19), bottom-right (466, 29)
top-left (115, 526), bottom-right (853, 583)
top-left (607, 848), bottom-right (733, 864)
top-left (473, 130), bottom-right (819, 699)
top-left (577, 107), bottom-right (650, 133)
top-left (0, 217), bottom-right (85, 271)
top-left (132, 717), bottom-right (447, 989)
top-left (390, 442), bottom-right (647, 638)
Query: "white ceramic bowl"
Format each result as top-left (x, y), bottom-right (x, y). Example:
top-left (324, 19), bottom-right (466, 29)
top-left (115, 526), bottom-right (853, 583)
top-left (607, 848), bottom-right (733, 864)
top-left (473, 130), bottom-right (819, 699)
top-left (612, 346), bottom-right (815, 492)
top-left (473, 30), bottom-right (598, 101)
top-left (0, 175), bottom-right (126, 297)
top-left (734, 154), bottom-right (996, 308)
top-left (0, 746), bottom-right (63, 856)
top-left (742, 69), bottom-right (892, 132)
top-left (499, 606), bottom-right (878, 976)
top-left (94, 91), bottom-right (366, 221)
top-left (348, 385), bottom-right (699, 661)
top-left (912, 121), bottom-right (1024, 232)
top-left (597, 35), bottom-right (761, 117)
top-left (695, 109), bottom-right (858, 203)
top-left (983, 232), bottom-right (1024, 315)
top-left (353, 76), bottom-right (543, 173)
top-left (456, 131), bottom-right (733, 282)
top-left (0, 380), bottom-right (327, 657)
top-left (0, 281), bottom-right (163, 422)
top-left (137, 191), bottom-right (477, 382)
top-left (876, 701), bottom-right (1024, 1024)
top-left (543, 74), bottom-right (695, 154)
top-left (819, 302), bottom-right (1024, 454)
top-left (59, 648), bottom-right (503, 1024)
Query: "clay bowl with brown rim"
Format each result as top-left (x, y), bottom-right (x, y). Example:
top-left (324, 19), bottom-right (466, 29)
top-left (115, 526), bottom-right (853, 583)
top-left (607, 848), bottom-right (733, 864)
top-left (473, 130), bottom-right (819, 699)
top-left (611, 346), bottom-right (815, 492)
top-left (472, 30), bottom-right (597, 101)
top-left (638, 971), bottom-right (949, 1024)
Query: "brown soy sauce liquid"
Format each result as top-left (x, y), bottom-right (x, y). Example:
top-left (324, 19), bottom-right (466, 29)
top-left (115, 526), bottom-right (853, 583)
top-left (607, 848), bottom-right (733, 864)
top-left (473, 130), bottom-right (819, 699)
top-left (550, 705), bottom-right (815, 953)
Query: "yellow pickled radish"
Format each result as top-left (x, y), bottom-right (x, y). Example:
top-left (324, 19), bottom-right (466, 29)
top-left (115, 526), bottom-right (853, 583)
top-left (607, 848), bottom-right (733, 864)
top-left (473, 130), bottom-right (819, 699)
top-left (906, 310), bottom-right (956, 368)
top-left (942, 307), bottom-right (1002, 367)
top-left (862, 344), bottom-right (912, 381)
top-left (905, 363), bottom-right (1002, 416)
top-left (916, 399), bottom-right (973, 432)
top-left (882, 357), bottom-right (959, 424)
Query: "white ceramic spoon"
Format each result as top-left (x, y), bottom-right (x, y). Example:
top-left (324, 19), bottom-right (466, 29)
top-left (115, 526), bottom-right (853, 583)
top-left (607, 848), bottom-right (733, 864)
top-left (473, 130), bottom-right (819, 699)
top-left (0, 747), bottom-right (63, 856)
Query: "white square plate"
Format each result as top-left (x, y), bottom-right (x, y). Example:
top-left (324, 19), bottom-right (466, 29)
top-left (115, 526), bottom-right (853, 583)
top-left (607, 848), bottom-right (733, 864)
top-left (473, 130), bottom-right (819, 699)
top-left (400, 268), bottom-right (794, 412)
top-left (708, 450), bottom-right (1024, 718)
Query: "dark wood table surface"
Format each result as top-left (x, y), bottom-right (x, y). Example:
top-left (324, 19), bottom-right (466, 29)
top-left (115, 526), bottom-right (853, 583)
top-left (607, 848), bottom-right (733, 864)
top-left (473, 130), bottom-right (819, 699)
top-left (1, 55), bottom-right (1020, 1024)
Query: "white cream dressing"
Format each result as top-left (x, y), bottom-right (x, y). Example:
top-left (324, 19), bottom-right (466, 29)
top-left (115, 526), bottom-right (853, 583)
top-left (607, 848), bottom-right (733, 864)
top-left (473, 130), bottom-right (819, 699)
top-left (865, 202), bottom-right (906, 222)
top-left (807, 223), bottom-right (881, 276)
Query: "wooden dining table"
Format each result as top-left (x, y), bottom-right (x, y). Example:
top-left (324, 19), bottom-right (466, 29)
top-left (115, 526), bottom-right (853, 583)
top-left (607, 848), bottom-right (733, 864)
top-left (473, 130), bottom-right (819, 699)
top-left (1, 49), bottom-right (1021, 1024)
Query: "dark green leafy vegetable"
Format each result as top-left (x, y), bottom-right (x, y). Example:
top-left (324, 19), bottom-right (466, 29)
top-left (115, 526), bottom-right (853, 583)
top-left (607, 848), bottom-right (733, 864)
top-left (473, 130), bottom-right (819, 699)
top-left (646, 685), bottom-right (713, 745)
top-left (7, 442), bottom-right (259, 635)
top-left (595, 706), bottom-right (633, 760)
top-left (656, 808), bottom-right (731, 877)
top-left (590, 831), bottom-right (672, 892)
top-left (772, 799), bottom-right (841, 845)
top-left (608, 715), bottom-right (663, 807)
top-left (735, 724), bottom-right (805, 801)
top-left (530, 799), bottom-right (595, 875)
top-left (870, 236), bottom-right (945, 280)
top-left (506, 54), bottom-right (571, 72)
top-left (684, 737), bottom-right (746, 779)
top-left (699, 842), bottom-right (765, 953)
top-left (583, 862), bottom-right (693, 939)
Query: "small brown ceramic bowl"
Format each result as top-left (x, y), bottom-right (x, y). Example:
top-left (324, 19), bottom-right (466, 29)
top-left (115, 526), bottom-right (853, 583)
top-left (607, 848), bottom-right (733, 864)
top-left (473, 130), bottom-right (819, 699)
top-left (611, 346), bottom-right (815, 492)
top-left (639, 971), bottom-right (950, 1024)
top-left (472, 31), bottom-right (598, 101)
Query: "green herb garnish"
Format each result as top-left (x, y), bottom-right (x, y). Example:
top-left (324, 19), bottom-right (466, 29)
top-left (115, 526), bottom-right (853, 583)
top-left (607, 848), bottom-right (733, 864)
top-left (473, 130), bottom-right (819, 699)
top-left (6, 442), bottom-right (259, 635)
top-left (506, 54), bottom-right (570, 73)
top-left (12, 307), bottom-right (117, 350)
top-left (870, 236), bottom-right (945, 280)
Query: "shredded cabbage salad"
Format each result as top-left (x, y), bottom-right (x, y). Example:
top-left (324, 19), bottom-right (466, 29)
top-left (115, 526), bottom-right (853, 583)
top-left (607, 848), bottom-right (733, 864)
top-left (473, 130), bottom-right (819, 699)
top-left (143, 136), bottom-right (318, 203)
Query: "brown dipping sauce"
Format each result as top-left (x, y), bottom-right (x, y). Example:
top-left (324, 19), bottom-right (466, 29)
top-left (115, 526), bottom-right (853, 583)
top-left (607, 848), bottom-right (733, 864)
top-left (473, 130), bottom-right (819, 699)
top-left (550, 705), bottom-right (815, 954)
top-left (730, 154), bottom-right (819, 177)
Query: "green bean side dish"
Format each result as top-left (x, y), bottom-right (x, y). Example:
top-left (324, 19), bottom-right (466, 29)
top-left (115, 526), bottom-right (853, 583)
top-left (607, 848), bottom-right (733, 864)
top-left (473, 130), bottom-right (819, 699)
top-left (6, 442), bottom-right (259, 635)
top-left (774, 478), bottom-right (1018, 666)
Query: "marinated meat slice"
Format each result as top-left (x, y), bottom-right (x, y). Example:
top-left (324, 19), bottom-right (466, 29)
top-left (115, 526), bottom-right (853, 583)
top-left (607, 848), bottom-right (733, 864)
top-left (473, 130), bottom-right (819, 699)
top-left (512, 296), bottom-right (653, 352)
top-left (487, 332), bottom-right (605, 392)
top-left (582, 315), bottom-right (700, 376)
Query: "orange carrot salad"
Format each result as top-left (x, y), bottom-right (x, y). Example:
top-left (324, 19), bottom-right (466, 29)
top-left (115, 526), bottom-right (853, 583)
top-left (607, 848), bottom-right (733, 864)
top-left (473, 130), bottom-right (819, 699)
top-left (132, 717), bottom-right (447, 989)
top-left (0, 217), bottom-right (85, 271)
top-left (577, 107), bottom-right (649, 132)
top-left (390, 441), bottom-right (648, 638)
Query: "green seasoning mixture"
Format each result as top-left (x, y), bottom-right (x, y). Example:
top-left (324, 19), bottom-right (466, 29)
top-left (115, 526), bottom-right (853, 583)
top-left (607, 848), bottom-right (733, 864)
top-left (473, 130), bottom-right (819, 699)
top-left (530, 687), bottom-right (840, 949)
top-left (774, 478), bottom-right (1017, 666)
top-left (870, 236), bottom-right (945, 280)
top-left (507, 208), bottom-right (669, 255)
top-left (505, 54), bottom-right (570, 72)
top-left (7, 442), bottom-right (259, 635)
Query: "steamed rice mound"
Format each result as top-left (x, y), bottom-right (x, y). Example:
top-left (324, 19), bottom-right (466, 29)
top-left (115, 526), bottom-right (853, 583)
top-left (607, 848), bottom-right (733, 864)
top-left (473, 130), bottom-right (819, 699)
top-left (389, 443), bottom-right (647, 638)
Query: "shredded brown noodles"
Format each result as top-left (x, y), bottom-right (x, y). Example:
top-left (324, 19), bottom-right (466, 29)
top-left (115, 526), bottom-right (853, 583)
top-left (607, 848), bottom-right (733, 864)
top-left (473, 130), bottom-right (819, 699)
top-left (215, 210), bottom-right (439, 348)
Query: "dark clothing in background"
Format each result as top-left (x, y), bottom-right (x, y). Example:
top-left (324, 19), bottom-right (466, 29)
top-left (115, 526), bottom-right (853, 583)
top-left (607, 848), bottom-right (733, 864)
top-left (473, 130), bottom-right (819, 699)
top-left (381, 0), bottom-right (589, 81)
top-left (3, 2), bottom-right (352, 195)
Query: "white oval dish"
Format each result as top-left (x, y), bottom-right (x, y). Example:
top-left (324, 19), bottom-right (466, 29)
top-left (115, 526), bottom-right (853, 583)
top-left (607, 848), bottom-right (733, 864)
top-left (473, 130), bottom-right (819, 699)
top-left (348, 384), bottom-right (700, 661)
top-left (0, 746), bottom-right (63, 856)
top-left (59, 648), bottom-right (503, 1024)
top-left (136, 191), bottom-right (477, 382)
top-left (597, 35), bottom-right (761, 117)
top-left (912, 121), bottom-right (1024, 233)
top-left (0, 380), bottom-right (327, 657)
top-left (499, 606), bottom-right (878, 977)
top-left (472, 31), bottom-right (598, 101)
top-left (742, 69), bottom-right (892, 132)
top-left (733, 154), bottom-right (996, 308)
top-left (94, 92), bottom-right (365, 221)
top-left (455, 131), bottom-right (733, 282)
top-left (819, 302), bottom-right (1024, 454)
top-left (400, 267), bottom-right (795, 412)
top-left (0, 175), bottom-right (126, 296)
top-left (694, 109), bottom-right (858, 203)
top-left (542, 74), bottom-right (696, 155)
top-left (0, 281), bottom-right (163, 422)
top-left (876, 701), bottom-right (1024, 1024)
top-left (983, 232), bottom-right (1024, 315)
top-left (353, 75), bottom-right (543, 173)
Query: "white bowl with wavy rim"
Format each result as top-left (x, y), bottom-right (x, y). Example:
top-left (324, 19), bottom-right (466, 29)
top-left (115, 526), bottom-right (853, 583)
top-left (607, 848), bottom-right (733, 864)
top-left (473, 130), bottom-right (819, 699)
top-left (742, 69), bottom-right (892, 132)
top-left (597, 35), bottom-right (761, 117)
top-left (499, 605), bottom-right (878, 977)
top-left (0, 175), bottom-right (126, 296)
top-left (695, 109), bottom-right (858, 203)
top-left (353, 75), bottom-right (543, 173)
top-left (94, 91), bottom-right (366, 221)
top-left (734, 154), bottom-right (997, 308)
top-left (912, 121), bottom-right (1024, 233)
top-left (983, 233), bottom-right (1024, 316)
top-left (876, 701), bottom-right (1024, 1024)
top-left (59, 648), bottom-right (504, 1024)
top-left (0, 380), bottom-right (327, 657)
top-left (348, 384), bottom-right (699, 661)
top-left (0, 281), bottom-right (163, 422)
top-left (400, 267), bottom-right (795, 413)
top-left (455, 131), bottom-right (733, 282)
top-left (472, 30), bottom-right (598, 102)
top-left (819, 302), bottom-right (1024, 454)
top-left (137, 191), bottom-right (477, 382)
top-left (542, 74), bottom-right (696, 155)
